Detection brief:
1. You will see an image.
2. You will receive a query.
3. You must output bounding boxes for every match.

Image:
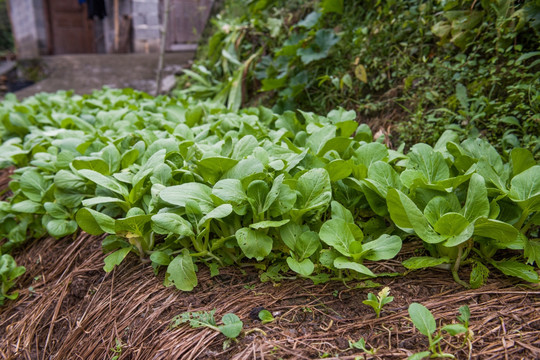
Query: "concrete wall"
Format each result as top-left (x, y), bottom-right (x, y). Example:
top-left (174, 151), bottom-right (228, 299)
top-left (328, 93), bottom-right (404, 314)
top-left (132, 0), bottom-right (161, 53)
top-left (8, 0), bottom-right (40, 58)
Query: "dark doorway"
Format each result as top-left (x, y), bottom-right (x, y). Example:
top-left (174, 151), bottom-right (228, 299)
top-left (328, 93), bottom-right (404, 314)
top-left (46, 0), bottom-right (95, 54)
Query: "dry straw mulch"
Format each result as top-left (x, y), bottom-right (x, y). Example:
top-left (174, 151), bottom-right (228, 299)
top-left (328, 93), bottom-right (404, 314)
top-left (0, 167), bottom-right (539, 359)
top-left (0, 232), bottom-right (538, 360)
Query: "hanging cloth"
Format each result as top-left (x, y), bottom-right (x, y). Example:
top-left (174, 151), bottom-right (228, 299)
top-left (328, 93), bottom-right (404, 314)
top-left (87, 0), bottom-right (107, 19)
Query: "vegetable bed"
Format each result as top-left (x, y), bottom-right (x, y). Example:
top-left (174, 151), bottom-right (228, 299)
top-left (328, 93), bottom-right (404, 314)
top-left (0, 88), bottom-right (539, 359)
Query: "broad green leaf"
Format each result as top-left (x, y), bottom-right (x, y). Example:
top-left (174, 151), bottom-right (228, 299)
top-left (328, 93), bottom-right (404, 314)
top-left (473, 218), bottom-right (518, 244)
top-left (19, 170), bottom-right (48, 202)
top-left (434, 213), bottom-right (470, 236)
top-left (11, 200), bottom-right (42, 213)
top-left (462, 173), bottom-right (490, 222)
top-left (45, 218), bottom-right (78, 238)
top-left (424, 195), bottom-right (461, 227)
top-left (167, 249), bottom-right (198, 291)
top-left (198, 204), bottom-right (233, 228)
top-left (442, 222), bottom-right (474, 247)
top-left (295, 168), bottom-right (332, 214)
top-left (280, 222), bottom-right (304, 250)
top-left (365, 161), bottom-right (403, 197)
top-left (434, 130), bottom-right (459, 153)
top-left (115, 214), bottom-right (153, 238)
top-left (442, 324), bottom-right (467, 336)
top-left (72, 157), bottom-right (110, 175)
top-left (232, 135), bottom-right (258, 160)
top-left (492, 260), bottom-right (539, 283)
top-left (325, 159), bottom-right (352, 181)
top-left (408, 143), bottom-right (449, 183)
top-left (76, 208), bottom-right (115, 235)
top-left (258, 310), bottom-right (274, 324)
top-left (362, 235), bottom-right (402, 261)
top-left (460, 138), bottom-right (503, 170)
top-left (44, 202), bottom-right (70, 219)
top-left (355, 142), bottom-right (388, 168)
top-left (247, 180), bottom-right (269, 215)
top-left (331, 201), bottom-right (354, 223)
top-left (121, 148), bottom-right (139, 168)
top-left (54, 169), bottom-right (86, 190)
top-left (212, 179), bottom-right (246, 204)
top-left (223, 157), bottom-right (264, 182)
top-left (524, 239), bottom-right (540, 266)
top-left (150, 251), bottom-right (171, 266)
top-left (159, 183), bottom-right (215, 213)
top-left (408, 303), bottom-right (436, 337)
top-left (218, 313), bottom-right (243, 338)
top-left (134, 149), bottom-right (166, 184)
top-left (235, 228), bottom-right (273, 261)
top-left (103, 247), bottom-right (131, 272)
top-left (509, 166), bottom-right (540, 211)
top-left (402, 256), bottom-right (451, 270)
top-left (334, 257), bottom-right (375, 277)
top-left (286, 257), bottom-right (315, 276)
top-left (510, 148), bottom-right (536, 176)
top-left (250, 219), bottom-right (290, 230)
top-left (101, 144), bottom-right (121, 174)
top-left (151, 213), bottom-right (194, 236)
top-left (387, 189), bottom-right (447, 244)
top-left (317, 137), bottom-right (353, 156)
top-left (150, 163), bottom-right (172, 185)
top-left (262, 174), bottom-right (284, 212)
top-left (476, 159), bottom-right (508, 192)
top-left (78, 169), bottom-right (129, 198)
top-left (319, 218), bottom-right (354, 256)
top-left (196, 157), bottom-right (238, 184)
top-left (294, 231), bottom-right (320, 259)
top-left (268, 183), bottom-right (297, 217)
top-left (297, 29), bottom-right (340, 65)
top-left (82, 196), bottom-right (128, 209)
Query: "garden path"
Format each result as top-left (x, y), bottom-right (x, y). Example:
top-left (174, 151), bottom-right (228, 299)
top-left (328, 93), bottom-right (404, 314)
top-left (14, 52), bottom-right (194, 98)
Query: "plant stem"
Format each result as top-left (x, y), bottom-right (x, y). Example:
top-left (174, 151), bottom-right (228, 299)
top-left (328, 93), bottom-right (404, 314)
top-left (452, 246), bottom-right (470, 288)
top-left (514, 210), bottom-right (530, 230)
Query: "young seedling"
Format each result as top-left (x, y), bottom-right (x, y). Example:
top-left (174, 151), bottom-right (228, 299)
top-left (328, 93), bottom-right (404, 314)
top-left (0, 254), bottom-right (26, 305)
top-left (348, 337), bottom-right (376, 355)
top-left (258, 309), bottom-right (275, 324)
top-left (170, 309), bottom-right (243, 339)
top-left (408, 303), bottom-right (468, 359)
top-left (110, 338), bottom-right (123, 360)
top-left (362, 286), bottom-right (393, 318)
top-left (452, 305), bottom-right (473, 348)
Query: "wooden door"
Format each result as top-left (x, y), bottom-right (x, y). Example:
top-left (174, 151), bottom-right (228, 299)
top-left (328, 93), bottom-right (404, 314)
top-left (166, 0), bottom-right (213, 51)
top-left (47, 0), bottom-right (95, 54)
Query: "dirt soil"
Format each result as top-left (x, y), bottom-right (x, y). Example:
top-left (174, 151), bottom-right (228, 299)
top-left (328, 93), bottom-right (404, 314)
top-left (0, 174), bottom-right (539, 360)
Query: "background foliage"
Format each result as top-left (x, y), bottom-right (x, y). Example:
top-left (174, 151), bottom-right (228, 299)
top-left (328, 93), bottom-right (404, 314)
top-left (176, 0), bottom-right (540, 157)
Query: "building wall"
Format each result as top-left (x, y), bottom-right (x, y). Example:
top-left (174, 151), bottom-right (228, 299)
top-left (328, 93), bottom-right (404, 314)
top-left (8, 0), bottom-right (179, 57)
top-left (132, 0), bottom-right (161, 53)
top-left (32, 0), bottom-right (48, 54)
top-left (8, 0), bottom-right (40, 58)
